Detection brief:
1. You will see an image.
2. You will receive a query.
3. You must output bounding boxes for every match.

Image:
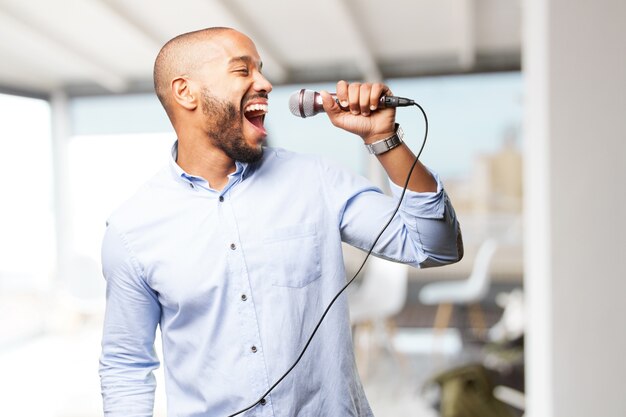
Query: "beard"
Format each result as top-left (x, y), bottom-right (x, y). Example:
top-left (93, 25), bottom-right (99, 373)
top-left (201, 89), bottom-right (264, 163)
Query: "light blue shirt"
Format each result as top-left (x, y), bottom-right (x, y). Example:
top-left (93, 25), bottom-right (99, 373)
top-left (99, 143), bottom-right (462, 417)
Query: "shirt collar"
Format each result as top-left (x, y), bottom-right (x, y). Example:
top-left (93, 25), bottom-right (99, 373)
top-left (168, 140), bottom-right (254, 190)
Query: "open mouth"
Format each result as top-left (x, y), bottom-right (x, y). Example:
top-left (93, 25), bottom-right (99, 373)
top-left (244, 103), bottom-right (268, 135)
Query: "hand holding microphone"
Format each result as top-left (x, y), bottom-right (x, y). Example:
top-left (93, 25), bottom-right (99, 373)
top-left (290, 81), bottom-right (413, 144)
top-left (288, 89), bottom-right (414, 118)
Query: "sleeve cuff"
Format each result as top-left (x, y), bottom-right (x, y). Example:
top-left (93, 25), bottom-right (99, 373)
top-left (388, 169), bottom-right (446, 219)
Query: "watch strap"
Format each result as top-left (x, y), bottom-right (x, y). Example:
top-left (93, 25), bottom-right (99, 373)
top-left (365, 123), bottom-right (404, 155)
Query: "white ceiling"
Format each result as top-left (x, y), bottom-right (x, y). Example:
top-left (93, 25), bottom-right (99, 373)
top-left (0, 0), bottom-right (521, 97)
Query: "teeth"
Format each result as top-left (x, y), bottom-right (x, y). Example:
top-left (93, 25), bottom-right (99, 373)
top-left (244, 103), bottom-right (268, 113)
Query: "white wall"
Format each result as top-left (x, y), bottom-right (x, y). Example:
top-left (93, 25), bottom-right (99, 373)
top-left (524, 0), bottom-right (626, 416)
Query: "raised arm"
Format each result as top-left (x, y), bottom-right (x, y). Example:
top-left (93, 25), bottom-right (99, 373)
top-left (320, 81), bottom-right (463, 267)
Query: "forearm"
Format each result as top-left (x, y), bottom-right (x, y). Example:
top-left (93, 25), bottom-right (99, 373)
top-left (373, 142), bottom-right (437, 192)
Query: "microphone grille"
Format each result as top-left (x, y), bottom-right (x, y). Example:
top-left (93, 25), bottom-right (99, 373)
top-left (288, 89), bottom-right (317, 118)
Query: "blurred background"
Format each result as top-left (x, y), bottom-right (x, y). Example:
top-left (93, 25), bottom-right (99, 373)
top-left (0, 1), bottom-right (623, 416)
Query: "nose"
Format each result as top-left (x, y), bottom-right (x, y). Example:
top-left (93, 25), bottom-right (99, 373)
top-left (254, 70), bottom-right (272, 94)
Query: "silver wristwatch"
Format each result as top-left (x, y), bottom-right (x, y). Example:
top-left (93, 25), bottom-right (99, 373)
top-left (365, 123), bottom-right (404, 155)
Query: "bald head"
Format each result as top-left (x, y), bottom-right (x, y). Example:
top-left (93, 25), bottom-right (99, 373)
top-left (153, 27), bottom-right (235, 118)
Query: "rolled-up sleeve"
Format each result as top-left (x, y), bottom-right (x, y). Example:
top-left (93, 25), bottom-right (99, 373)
top-left (99, 224), bottom-right (161, 417)
top-left (388, 175), bottom-right (464, 267)
top-left (325, 159), bottom-right (463, 268)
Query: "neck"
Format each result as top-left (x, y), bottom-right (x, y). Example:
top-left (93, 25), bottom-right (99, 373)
top-left (176, 137), bottom-right (235, 191)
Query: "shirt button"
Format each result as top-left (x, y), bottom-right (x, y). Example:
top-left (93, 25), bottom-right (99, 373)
top-left (251, 346), bottom-right (257, 353)
top-left (241, 294), bottom-right (247, 301)
top-left (260, 399), bottom-right (267, 406)
top-left (188, 182), bottom-right (194, 188)
top-left (219, 196), bottom-right (224, 202)
top-left (230, 243), bottom-right (236, 250)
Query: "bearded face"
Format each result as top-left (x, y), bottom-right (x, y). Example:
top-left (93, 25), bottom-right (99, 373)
top-left (201, 88), bottom-right (265, 164)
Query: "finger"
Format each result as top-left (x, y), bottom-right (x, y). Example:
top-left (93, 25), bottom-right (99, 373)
top-left (348, 82), bottom-right (361, 114)
top-left (369, 83), bottom-right (387, 111)
top-left (320, 90), bottom-right (341, 116)
top-left (336, 80), bottom-right (349, 109)
top-left (360, 84), bottom-right (372, 115)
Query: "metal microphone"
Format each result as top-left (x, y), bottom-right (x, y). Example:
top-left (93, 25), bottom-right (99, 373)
top-left (288, 89), bottom-right (415, 118)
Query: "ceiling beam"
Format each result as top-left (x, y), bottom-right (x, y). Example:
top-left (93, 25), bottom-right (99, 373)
top-left (96, 0), bottom-right (167, 48)
top-left (0, 85), bottom-right (49, 100)
top-left (0, 3), bottom-right (128, 93)
top-left (0, 36), bottom-right (59, 93)
top-left (212, 0), bottom-right (288, 83)
top-left (335, 0), bottom-right (382, 82)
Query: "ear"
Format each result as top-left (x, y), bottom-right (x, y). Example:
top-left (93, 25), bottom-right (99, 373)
top-left (171, 77), bottom-right (198, 111)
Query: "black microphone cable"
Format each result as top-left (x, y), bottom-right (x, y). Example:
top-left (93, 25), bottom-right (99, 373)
top-left (226, 102), bottom-right (429, 417)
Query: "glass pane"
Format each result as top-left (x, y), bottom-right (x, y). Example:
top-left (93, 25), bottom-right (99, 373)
top-left (0, 93), bottom-right (53, 291)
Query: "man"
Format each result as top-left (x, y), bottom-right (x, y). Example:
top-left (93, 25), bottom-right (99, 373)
top-left (99, 27), bottom-right (463, 417)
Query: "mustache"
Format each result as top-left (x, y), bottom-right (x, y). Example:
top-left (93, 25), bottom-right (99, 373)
top-left (244, 93), bottom-right (269, 102)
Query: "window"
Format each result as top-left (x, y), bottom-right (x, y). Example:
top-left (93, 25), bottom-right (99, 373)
top-left (0, 93), bottom-right (53, 291)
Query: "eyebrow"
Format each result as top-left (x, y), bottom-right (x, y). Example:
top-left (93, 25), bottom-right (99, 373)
top-left (228, 56), bottom-right (263, 70)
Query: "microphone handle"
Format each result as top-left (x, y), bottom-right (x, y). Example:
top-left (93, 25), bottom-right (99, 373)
top-left (313, 92), bottom-right (414, 113)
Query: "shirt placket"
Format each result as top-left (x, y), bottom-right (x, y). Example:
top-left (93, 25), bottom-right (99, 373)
top-left (220, 192), bottom-right (274, 416)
